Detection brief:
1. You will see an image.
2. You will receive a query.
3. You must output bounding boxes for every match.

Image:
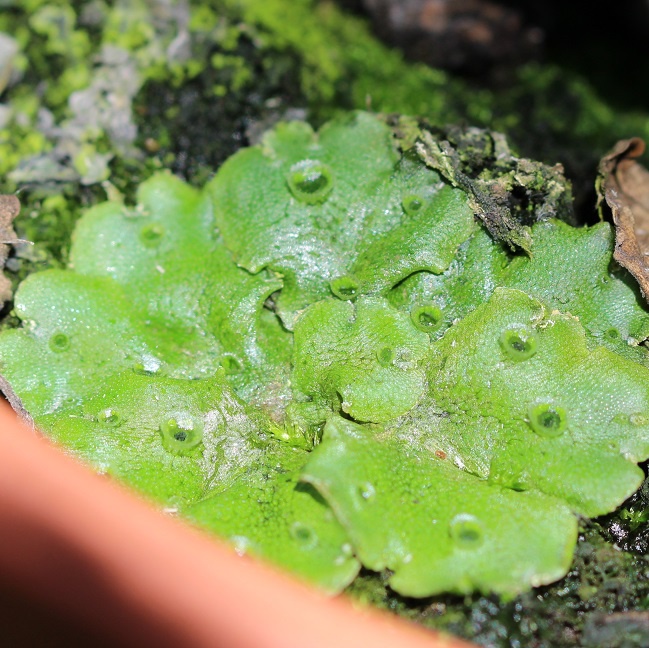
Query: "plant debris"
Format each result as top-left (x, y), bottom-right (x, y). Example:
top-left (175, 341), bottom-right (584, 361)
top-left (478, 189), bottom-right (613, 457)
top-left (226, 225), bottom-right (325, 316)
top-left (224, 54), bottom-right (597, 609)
top-left (597, 138), bottom-right (649, 303)
top-left (404, 118), bottom-right (575, 252)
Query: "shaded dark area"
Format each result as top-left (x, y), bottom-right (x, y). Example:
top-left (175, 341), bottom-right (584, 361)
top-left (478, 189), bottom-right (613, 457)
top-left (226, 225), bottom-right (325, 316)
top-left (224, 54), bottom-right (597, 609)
top-left (602, 469), bottom-right (649, 554)
top-left (500, 0), bottom-right (649, 113)
top-left (0, 586), bottom-right (113, 648)
top-left (347, 0), bottom-right (542, 79)
top-left (344, 0), bottom-right (649, 112)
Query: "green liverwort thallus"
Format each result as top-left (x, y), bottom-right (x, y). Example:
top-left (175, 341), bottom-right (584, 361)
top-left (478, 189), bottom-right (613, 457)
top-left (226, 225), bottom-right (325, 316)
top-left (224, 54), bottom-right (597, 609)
top-left (2, 112), bottom-right (649, 597)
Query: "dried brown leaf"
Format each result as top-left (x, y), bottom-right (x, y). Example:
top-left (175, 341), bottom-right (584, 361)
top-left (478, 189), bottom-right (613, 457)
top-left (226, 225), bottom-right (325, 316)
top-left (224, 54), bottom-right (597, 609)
top-left (597, 138), bottom-right (649, 302)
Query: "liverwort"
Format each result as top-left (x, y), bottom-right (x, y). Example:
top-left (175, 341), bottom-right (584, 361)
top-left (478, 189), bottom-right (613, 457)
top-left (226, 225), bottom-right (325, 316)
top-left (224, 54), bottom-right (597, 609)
top-left (2, 112), bottom-right (649, 598)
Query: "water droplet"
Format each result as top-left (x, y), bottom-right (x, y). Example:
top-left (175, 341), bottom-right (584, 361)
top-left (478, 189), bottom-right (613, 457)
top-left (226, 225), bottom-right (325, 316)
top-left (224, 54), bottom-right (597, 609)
top-left (160, 415), bottom-right (204, 455)
top-left (330, 275), bottom-right (359, 300)
top-left (286, 159), bottom-right (333, 204)
top-left (449, 513), bottom-right (484, 549)
top-left (98, 408), bottom-right (122, 426)
top-left (219, 354), bottom-right (242, 375)
top-left (402, 194), bottom-right (425, 216)
top-left (140, 223), bottom-right (165, 247)
top-left (358, 482), bottom-right (375, 501)
top-left (133, 355), bottom-right (162, 375)
top-left (49, 332), bottom-right (70, 353)
top-left (411, 304), bottom-right (443, 332)
top-left (528, 402), bottom-right (567, 438)
top-left (630, 413), bottom-right (649, 426)
top-left (341, 542), bottom-right (354, 557)
top-left (499, 325), bottom-right (538, 361)
top-left (377, 346), bottom-right (394, 367)
top-left (290, 522), bottom-right (318, 550)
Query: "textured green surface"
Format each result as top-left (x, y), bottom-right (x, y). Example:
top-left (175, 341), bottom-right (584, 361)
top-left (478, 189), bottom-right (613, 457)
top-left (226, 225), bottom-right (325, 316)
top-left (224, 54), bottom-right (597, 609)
top-left (3, 112), bottom-right (649, 598)
top-left (186, 459), bottom-right (360, 593)
top-left (387, 288), bottom-right (649, 518)
top-left (2, 0), bottom-right (649, 641)
top-left (293, 296), bottom-right (430, 423)
top-left (36, 371), bottom-right (259, 507)
top-left (390, 221), bottom-right (649, 364)
top-left (3, 173), bottom-right (291, 418)
top-left (304, 416), bottom-right (576, 597)
top-left (208, 113), bottom-right (475, 328)
top-left (0, 169), bottom-right (356, 591)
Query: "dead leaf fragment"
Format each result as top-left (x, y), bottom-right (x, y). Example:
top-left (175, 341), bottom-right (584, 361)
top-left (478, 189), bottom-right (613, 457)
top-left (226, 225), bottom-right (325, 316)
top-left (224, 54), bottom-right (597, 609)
top-left (597, 138), bottom-right (649, 301)
top-left (0, 193), bottom-right (21, 305)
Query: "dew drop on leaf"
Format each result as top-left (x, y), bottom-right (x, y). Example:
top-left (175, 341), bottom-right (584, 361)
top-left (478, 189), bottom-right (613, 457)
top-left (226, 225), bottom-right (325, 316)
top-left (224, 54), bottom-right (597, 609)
top-left (132, 355), bottom-right (161, 375)
top-left (358, 482), bottom-right (376, 502)
top-left (286, 160), bottom-right (334, 204)
top-left (289, 521), bottom-right (318, 550)
top-left (377, 346), bottom-right (394, 367)
top-left (528, 403), bottom-right (567, 438)
top-left (98, 408), bottom-right (122, 427)
top-left (219, 354), bottom-right (242, 375)
top-left (139, 223), bottom-right (165, 247)
top-left (499, 325), bottom-right (538, 361)
top-left (140, 223), bottom-right (164, 247)
top-left (402, 194), bottom-right (425, 216)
